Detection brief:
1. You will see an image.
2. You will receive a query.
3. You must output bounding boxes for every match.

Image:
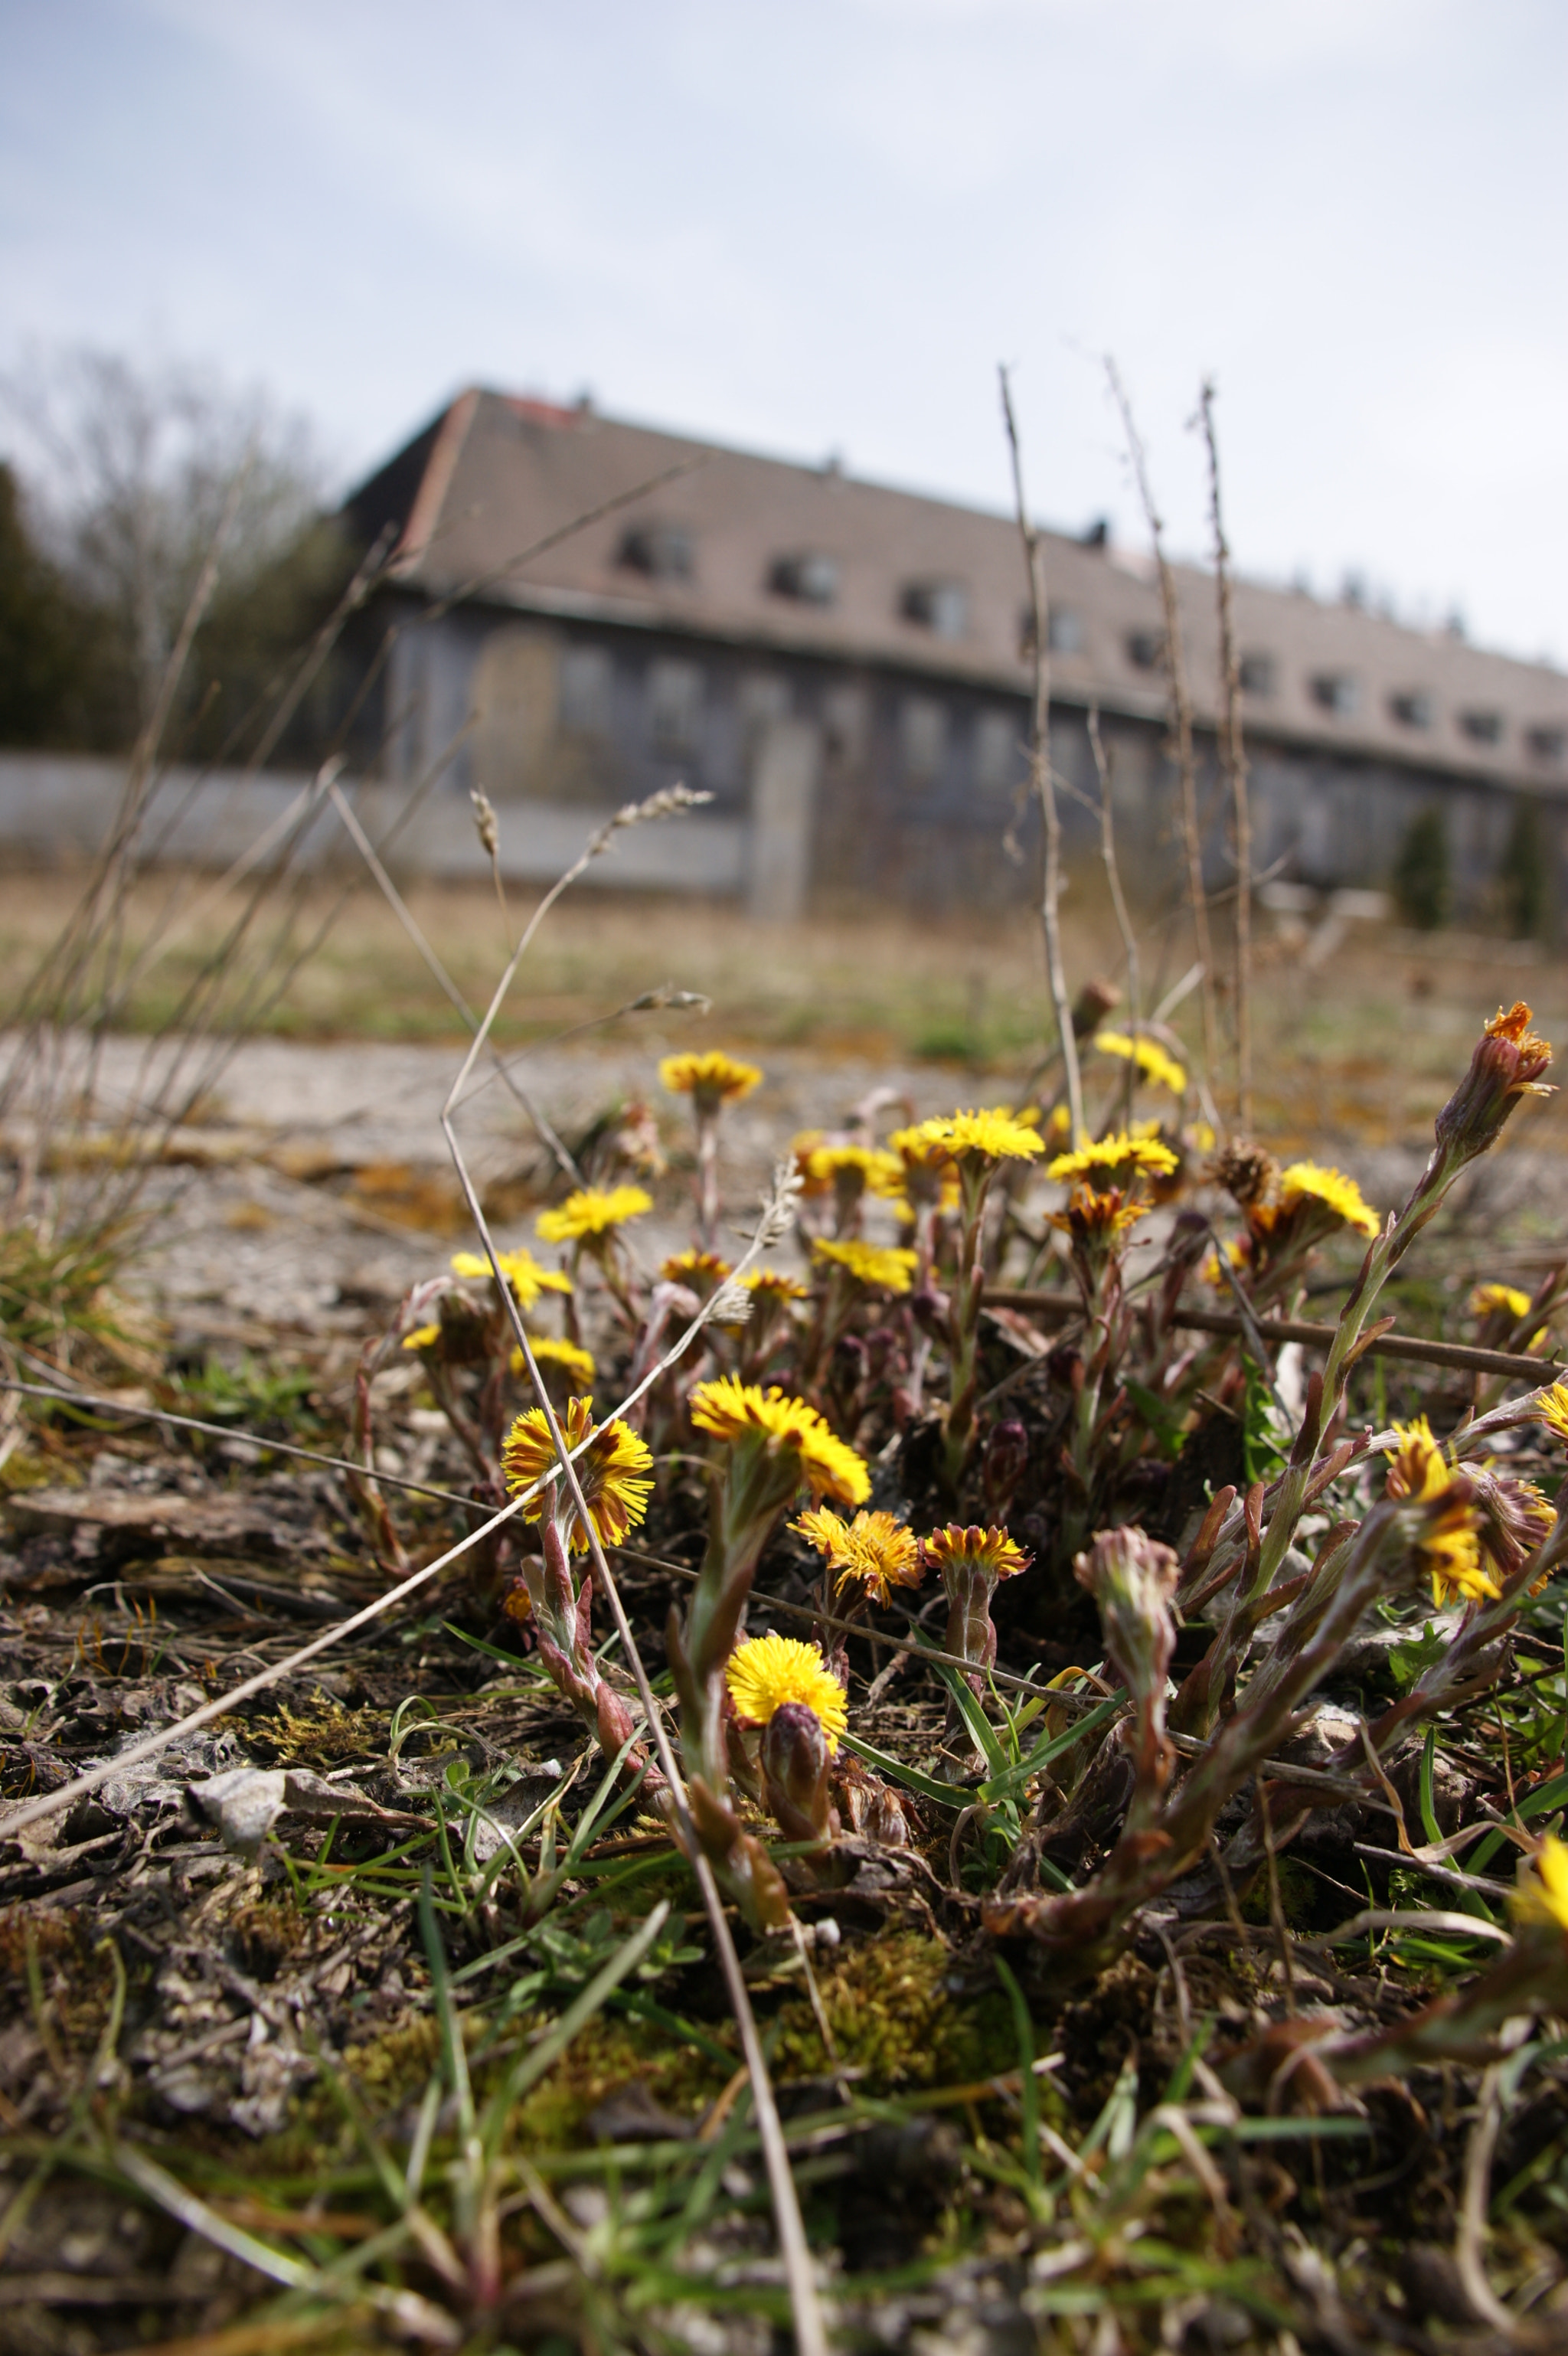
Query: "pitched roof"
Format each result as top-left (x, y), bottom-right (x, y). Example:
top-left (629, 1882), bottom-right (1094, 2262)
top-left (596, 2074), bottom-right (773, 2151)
top-left (346, 387), bottom-right (1568, 792)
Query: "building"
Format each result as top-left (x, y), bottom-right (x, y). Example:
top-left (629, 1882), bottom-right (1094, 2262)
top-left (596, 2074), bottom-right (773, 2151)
top-left (340, 387), bottom-right (1568, 926)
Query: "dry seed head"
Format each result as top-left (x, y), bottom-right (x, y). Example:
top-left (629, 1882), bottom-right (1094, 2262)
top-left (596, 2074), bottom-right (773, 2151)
top-left (1212, 1138), bottom-right (1278, 1209)
top-left (469, 788), bottom-right (499, 860)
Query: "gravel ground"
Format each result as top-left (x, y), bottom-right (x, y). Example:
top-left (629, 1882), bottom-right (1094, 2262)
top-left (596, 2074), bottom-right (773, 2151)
top-left (15, 1028), bottom-right (1568, 1340)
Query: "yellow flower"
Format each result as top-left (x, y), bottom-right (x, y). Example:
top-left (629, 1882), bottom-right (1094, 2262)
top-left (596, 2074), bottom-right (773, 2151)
top-left (510, 1335), bottom-right (596, 1386)
top-left (450, 1247), bottom-right (572, 1305)
top-left (742, 1268), bottom-right (809, 1302)
top-left (661, 1249), bottom-right (734, 1293)
top-left (1512, 1833), bottom-right (1568, 1935)
top-left (922, 1524), bottom-right (1031, 1581)
top-left (1048, 1185), bottom-right (1151, 1245)
top-left (401, 1322), bottom-right (440, 1352)
top-left (1383, 1418), bottom-right (1496, 1606)
top-left (1094, 1031), bottom-right (1187, 1096)
top-left (690, 1375), bottom-right (871, 1505)
top-left (811, 1237), bottom-right (919, 1294)
top-left (885, 1126), bottom-right (962, 1210)
top-left (1047, 1131), bottom-right (1180, 1185)
top-left (915, 1107), bottom-right (1044, 1163)
top-left (725, 1632), bottom-right (848, 1752)
top-left (1536, 1383), bottom-right (1568, 1446)
top-left (802, 1142), bottom-right (905, 1194)
top-left (1277, 1162), bottom-right (1380, 1239)
top-left (536, 1185), bottom-right (652, 1243)
top-left (1470, 1282), bottom-right (1535, 1323)
top-left (791, 1505), bottom-right (923, 1605)
top-left (659, 1051), bottom-right (763, 1106)
top-left (501, 1395), bottom-right (654, 1554)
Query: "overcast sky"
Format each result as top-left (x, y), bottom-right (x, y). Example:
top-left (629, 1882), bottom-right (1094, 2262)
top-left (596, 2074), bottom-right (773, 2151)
top-left (2, 0), bottom-right (1563, 664)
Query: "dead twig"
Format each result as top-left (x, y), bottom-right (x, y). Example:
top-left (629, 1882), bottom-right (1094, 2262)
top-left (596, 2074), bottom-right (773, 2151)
top-left (999, 364), bottom-right (1084, 1146)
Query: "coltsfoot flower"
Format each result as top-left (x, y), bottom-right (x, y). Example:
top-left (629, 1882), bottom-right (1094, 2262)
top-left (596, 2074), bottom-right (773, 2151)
top-left (450, 1246), bottom-right (572, 1305)
top-left (1435, 1002), bottom-right (1553, 1163)
top-left (690, 1375), bottom-right (871, 1505)
top-left (885, 1126), bottom-right (961, 1211)
top-left (1093, 1031), bottom-right (1187, 1096)
top-left (501, 1394), bottom-right (654, 1552)
top-left (1472, 1281), bottom-right (1534, 1322)
top-left (725, 1632), bottom-right (848, 1750)
top-left (923, 1524), bottom-right (1031, 1583)
top-left (792, 1505), bottom-right (923, 1604)
top-left (1383, 1418), bottom-right (1496, 1606)
top-left (658, 1051), bottom-right (763, 1109)
top-left (536, 1186), bottom-right (652, 1244)
top-left (511, 1335), bottom-right (596, 1386)
top-left (916, 1107), bottom-right (1044, 1163)
top-left (1536, 1384), bottom-right (1568, 1447)
top-left (811, 1237), bottom-right (919, 1294)
top-left (1049, 1185), bottom-right (1150, 1248)
top-left (1512, 1833), bottom-right (1568, 1935)
top-left (742, 1268), bottom-right (809, 1303)
top-left (661, 1248), bottom-right (733, 1296)
top-left (1276, 1162), bottom-right (1379, 1239)
top-left (1047, 1131), bottom-right (1179, 1188)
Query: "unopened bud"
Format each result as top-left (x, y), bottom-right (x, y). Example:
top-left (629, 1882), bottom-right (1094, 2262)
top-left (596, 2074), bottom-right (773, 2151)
top-left (1074, 1524), bottom-right (1180, 1702)
top-left (760, 1701), bottom-right (835, 1844)
top-left (1434, 1002), bottom-right (1553, 1166)
top-left (982, 1418), bottom-right (1030, 1518)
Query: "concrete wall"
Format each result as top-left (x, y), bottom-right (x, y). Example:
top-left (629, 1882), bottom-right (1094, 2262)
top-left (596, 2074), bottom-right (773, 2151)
top-left (0, 753), bottom-right (750, 896)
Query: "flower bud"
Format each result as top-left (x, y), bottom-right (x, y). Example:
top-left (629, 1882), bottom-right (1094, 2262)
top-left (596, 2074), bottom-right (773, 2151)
top-left (1074, 1525), bottom-right (1181, 1704)
top-left (982, 1419), bottom-right (1030, 1518)
top-left (1433, 1002), bottom-right (1553, 1165)
top-left (760, 1701), bottom-right (835, 1843)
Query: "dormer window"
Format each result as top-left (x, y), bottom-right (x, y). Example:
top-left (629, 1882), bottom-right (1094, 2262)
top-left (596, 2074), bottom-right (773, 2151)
top-left (1126, 630), bottom-right (1165, 672)
top-left (1527, 725), bottom-right (1566, 765)
top-left (1238, 652), bottom-right (1276, 697)
top-left (901, 579), bottom-right (969, 639)
top-left (769, 552), bottom-right (838, 607)
top-left (1459, 708), bottom-right (1504, 746)
top-left (618, 521), bottom-right (694, 581)
top-left (1390, 690), bottom-right (1435, 729)
top-left (1310, 672), bottom-right (1361, 718)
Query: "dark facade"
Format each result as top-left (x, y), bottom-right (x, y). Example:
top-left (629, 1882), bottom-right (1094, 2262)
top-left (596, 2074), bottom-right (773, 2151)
top-left (336, 390), bottom-right (1568, 926)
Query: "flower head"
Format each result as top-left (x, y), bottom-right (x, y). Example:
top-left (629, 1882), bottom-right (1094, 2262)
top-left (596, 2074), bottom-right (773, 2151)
top-left (536, 1186), bottom-right (652, 1244)
top-left (1383, 1418), bottom-right (1495, 1606)
top-left (791, 1505), bottom-right (923, 1605)
top-left (1047, 1131), bottom-right (1179, 1188)
top-left (725, 1632), bottom-right (848, 1751)
top-left (885, 1125), bottom-right (962, 1210)
top-left (511, 1335), bottom-right (596, 1387)
top-left (690, 1375), bottom-right (871, 1505)
top-left (501, 1395), bottom-right (654, 1553)
top-left (742, 1267), bottom-right (809, 1304)
top-left (1276, 1162), bottom-right (1380, 1239)
top-left (401, 1322), bottom-right (440, 1352)
top-left (1048, 1185), bottom-right (1151, 1249)
top-left (1435, 1002), bottom-right (1554, 1163)
top-left (1469, 1283), bottom-right (1541, 1339)
top-left (915, 1107), bottom-right (1044, 1165)
top-left (1512, 1833), bottom-right (1568, 1935)
top-left (659, 1051), bottom-right (763, 1109)
top-left (811, 1237), bottom-right (919, 1295)
top-left (661, 1248), bottom-right (733, 1297)
top-left (1212, 1139), bottom-right (1279, 1209)
top-left (1536, 1383), bottom-right (1568, 1446)
top-left (922, 1524), bottom-right (1031, 1582)
top-left (1094, 1031), bottom-right (1187, 1096)
top-left (450, 1247), bottom-right (572, 1305)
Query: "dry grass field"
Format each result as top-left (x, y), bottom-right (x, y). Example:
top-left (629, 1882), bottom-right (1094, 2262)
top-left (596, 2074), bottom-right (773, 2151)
top-left (3, 858), bottom-right (1565, 1165)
